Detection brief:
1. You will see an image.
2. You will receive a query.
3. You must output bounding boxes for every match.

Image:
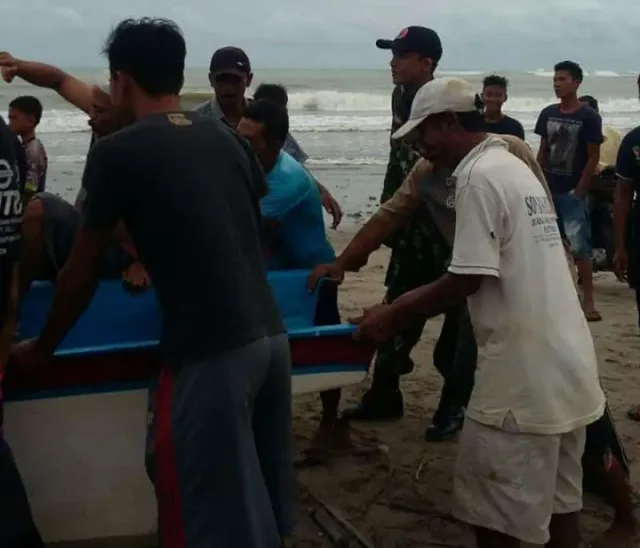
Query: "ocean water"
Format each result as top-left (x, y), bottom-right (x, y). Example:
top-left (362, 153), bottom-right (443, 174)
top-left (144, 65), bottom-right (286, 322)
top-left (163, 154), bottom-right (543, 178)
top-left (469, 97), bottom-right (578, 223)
top-left (1, 68), bottom-right (638, 224)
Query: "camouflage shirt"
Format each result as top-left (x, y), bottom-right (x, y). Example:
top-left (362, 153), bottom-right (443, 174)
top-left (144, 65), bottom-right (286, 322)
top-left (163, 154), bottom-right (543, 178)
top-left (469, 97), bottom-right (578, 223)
top-left (382, 84), bottom-right (447, 287)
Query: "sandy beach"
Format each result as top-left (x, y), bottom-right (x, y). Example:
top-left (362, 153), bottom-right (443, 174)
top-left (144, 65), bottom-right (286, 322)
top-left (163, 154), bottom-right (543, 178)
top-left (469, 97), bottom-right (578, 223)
top-left (288, 228), bottom-right (640, 547)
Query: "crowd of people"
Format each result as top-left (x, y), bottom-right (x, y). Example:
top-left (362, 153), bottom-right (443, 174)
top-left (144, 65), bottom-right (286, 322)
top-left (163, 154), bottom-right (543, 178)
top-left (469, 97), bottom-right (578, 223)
top-left (0, 16), bottom-right (638, 548)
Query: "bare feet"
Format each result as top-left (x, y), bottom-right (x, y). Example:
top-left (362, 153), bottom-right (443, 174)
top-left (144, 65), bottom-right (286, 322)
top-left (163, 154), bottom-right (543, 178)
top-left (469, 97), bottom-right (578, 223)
top-left (295, 419), bottom-right (353, 468)
top-left (310, 418), bottom-right (353, 454)
top-left (591, 518), bottom-right (640, 547)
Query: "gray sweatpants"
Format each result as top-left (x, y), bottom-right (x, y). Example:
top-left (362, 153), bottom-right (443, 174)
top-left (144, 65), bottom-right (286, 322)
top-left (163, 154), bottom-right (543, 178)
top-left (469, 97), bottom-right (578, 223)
top-left (145, 334), bottom-right (293, 548)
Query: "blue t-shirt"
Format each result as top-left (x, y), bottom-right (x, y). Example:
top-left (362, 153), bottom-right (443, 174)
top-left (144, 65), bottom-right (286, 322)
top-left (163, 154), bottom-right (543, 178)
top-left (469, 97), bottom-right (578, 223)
top-left (534, 104), bottom-right (603, 194)
top-left (262, 151), bottom-right (335, 269)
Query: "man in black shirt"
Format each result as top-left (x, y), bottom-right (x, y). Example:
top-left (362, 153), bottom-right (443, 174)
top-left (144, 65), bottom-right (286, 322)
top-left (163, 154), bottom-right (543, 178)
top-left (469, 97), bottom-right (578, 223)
top-left (481, 74), bottom-right (526, 139)
top-left (11, 18), bottom-right (292, 548)
top-left (0, 115), bottom-right (44, 547)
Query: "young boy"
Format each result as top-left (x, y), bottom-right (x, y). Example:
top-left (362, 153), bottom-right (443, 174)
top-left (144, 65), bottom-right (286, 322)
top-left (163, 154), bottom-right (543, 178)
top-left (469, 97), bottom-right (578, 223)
top-left (481, 75), bottom-right (525, 139)
top-left (8, 96), bottom-right (48, 201)
top-left (0, 115), bottom-right (44, 547)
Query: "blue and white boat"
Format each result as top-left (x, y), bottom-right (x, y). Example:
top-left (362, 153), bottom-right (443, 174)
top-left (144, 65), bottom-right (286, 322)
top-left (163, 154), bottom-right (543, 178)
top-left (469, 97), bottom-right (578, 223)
top-left (3, 270), bottom-right (373, 543)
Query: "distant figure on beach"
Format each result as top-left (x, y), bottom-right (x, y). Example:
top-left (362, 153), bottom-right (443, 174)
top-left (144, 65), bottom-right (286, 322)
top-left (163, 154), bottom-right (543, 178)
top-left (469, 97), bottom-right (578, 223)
top-left (535, 60), bottom-right (603, 322)
top-left (0, 114), bottom-right (44, 548)
top-left (579, 94), bottom-right (621, 173)
top-left (352, 76), bottom-right (605, 548)
top-left (238, 99), bottom-right (347, 453)
top-left (481, 75), bottom-right (525, 139)
top-left (11, 18), bottom-right (293, 548)
top-left (7, 95), bottom-right (47, 201)
top-left (193, 47), bottom-right (343, 227)
top-left (341, 26), bottom-right (472, 443)
top-left (577, 95), bottom-right (620, 270)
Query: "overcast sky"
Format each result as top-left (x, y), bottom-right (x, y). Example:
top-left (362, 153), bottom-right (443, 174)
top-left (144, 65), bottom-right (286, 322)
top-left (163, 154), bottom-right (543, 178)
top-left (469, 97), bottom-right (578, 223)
top-left (1, 0), bottom-right (638, 70)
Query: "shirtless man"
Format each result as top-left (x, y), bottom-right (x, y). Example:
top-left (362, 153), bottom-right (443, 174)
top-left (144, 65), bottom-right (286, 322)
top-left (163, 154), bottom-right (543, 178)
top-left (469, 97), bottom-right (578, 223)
top-left (0, 52), bottom-right (148, 295)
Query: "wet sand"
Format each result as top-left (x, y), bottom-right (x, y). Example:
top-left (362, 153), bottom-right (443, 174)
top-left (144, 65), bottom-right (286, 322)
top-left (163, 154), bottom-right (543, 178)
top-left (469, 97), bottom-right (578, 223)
top-left (290, 228), bottom-right (640, 547)
top-left (50, 228), bottom-right (640, 547)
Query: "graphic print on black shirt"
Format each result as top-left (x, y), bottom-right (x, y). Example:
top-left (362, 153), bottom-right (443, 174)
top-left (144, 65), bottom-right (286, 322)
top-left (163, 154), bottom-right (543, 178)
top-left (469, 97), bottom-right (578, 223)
top-left (534, 104), bottom-right (603, 194)
top-left (81, 111), bottom-right (283, 364)
top-left (0, 116), bottom-right (24, 438)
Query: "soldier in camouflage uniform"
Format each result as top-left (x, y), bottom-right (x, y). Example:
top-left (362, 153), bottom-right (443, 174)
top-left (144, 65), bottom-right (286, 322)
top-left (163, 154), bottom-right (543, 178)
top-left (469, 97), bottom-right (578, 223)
top-left (342, 26), bottom-right (467, 441)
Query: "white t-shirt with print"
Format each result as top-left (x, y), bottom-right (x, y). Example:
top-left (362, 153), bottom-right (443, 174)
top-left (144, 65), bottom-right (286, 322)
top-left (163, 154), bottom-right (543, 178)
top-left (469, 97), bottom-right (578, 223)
top-left (448, 136), bottom-right (605, 435)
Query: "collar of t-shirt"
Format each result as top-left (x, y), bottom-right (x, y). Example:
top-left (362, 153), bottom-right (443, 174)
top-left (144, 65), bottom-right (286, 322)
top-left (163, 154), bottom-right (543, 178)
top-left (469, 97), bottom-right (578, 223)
top-left (452, 135), bottom-right (509, 179)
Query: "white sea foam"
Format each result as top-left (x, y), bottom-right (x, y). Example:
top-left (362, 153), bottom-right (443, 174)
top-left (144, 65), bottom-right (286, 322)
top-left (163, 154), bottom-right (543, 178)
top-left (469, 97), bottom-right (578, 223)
top-left (36, 90), bottom-right (639, 135)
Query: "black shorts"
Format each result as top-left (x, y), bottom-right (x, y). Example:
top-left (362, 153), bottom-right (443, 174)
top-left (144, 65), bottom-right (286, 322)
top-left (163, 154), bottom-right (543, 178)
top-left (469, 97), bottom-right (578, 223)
top-left (38, 192), bottom-right (133, 278)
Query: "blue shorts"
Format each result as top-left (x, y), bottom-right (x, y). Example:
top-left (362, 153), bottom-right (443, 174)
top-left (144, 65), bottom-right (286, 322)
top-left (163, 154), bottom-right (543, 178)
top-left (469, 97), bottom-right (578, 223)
top-left (553, 192), bottom-right (592, 260)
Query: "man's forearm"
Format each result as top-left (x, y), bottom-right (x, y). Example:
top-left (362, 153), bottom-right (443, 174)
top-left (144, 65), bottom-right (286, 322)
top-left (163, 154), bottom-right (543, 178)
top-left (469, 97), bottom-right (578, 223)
top-left (391, 273), bottom-right (481, 323)
top-left (15, 59), bottom-right (67, 90)
top-left (336, 213), bottom-right (403, 271)
top-left (37, 262), bottom-right (100, 355)
top-left (114, 221), bottom-right (139, 260)
top-left (577, 156), bottom-right (599, 192)
top-left (613, 181), bottom-right (632, 251)
top-left (536, 142), bottom-right (547, 170)
top-left (15, 59), bottom-right (92, 114)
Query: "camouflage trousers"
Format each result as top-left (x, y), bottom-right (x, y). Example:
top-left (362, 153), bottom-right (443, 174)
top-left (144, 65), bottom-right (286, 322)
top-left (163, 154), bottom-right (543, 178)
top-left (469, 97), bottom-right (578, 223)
top-left (373, 225), bottom-right (477, 412)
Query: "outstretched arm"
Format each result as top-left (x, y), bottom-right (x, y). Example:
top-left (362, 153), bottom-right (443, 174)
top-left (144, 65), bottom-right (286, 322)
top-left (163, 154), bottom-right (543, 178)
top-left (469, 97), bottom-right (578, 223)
top-left (0, 52), bottom-right (93, 114)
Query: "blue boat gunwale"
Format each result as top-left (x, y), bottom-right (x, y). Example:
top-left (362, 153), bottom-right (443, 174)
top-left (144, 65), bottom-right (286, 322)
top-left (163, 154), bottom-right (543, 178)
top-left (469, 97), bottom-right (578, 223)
top-left (7, 272), bottom-right (372, 401)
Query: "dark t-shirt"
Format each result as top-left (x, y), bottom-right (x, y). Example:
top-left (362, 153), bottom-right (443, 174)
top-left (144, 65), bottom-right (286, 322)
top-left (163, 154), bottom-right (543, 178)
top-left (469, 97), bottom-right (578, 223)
top-left (0, 116), bottom-right (24, 437)
top-left (483, 115), bottom-right (525, 140)
top-left (534, 104), bottom-right (603, 194)
top-left (616, 126), bottom-right (640, 193)
top-left (81, 111), bottom-right (283, 364)
top-left (0, 117), bottom-right (23, 326)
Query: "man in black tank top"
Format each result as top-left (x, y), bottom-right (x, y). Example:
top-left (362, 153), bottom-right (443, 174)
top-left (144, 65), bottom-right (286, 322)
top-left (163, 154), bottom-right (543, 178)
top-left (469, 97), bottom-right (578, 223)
top-left (0, 115), bottom-right (44, 547)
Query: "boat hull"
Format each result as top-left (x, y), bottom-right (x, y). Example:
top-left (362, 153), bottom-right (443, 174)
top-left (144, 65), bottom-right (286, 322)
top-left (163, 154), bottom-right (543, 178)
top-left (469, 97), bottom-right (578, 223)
top-left (4, 273), bottom-right (374, 541)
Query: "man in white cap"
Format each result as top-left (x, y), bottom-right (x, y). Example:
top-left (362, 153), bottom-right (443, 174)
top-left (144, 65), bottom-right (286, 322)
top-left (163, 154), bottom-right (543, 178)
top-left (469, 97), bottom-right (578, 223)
top-left (351, 77), bottom-right (605, 547)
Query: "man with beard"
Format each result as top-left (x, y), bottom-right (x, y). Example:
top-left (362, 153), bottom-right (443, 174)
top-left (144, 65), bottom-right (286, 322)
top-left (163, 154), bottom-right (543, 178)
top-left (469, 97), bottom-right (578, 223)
top-left (194, 47), bottom-right (343, 228)
top-left (341, 26), bottom-right (467, 442)
top-left (0, 53), bottom-right (149, 295)
top-left (11, 18), bottom-right (293, 547)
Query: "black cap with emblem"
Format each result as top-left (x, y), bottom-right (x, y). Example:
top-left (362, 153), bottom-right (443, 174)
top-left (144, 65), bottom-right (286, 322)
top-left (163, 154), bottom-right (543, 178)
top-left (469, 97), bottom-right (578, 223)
top-left (209, 46), bottom-right (252, 76)
top-left (376, 26), bottom-right (442, 62)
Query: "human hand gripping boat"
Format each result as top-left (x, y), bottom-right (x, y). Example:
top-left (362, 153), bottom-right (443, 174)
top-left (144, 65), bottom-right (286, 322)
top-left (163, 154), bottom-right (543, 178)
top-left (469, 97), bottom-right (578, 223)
top-left (2, 270), bottom-right (375, 543)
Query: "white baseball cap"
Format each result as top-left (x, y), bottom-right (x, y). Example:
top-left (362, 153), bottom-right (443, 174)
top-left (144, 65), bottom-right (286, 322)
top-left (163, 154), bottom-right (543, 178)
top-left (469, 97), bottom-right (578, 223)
top-left (392, 77), bottom-right (479, 140)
